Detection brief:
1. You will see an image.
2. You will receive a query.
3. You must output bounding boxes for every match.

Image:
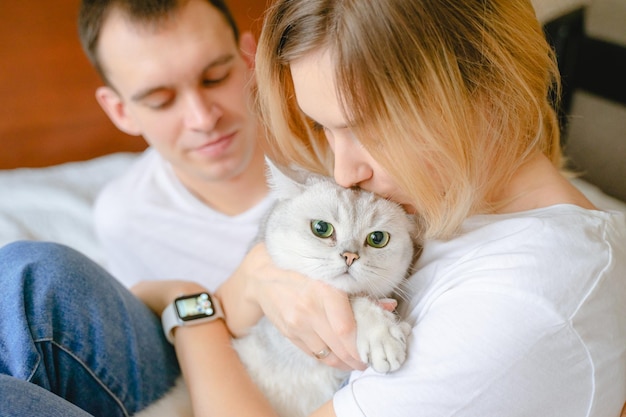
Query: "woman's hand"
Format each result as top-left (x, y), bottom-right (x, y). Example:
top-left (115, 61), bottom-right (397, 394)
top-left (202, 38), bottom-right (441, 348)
top-left (131, 280), bottom-right (206, 316)
top-left (218, 243), bottom-right (366, 371)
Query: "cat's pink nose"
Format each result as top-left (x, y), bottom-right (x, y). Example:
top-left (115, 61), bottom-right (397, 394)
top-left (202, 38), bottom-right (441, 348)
top-left (342, 252), bottom-right (360, 266)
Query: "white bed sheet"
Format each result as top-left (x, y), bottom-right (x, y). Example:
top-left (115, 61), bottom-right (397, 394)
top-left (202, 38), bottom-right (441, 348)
top-left (1, 152), bottom-right (625, 267)
top-left (0, 152), bottom-right (138, 265)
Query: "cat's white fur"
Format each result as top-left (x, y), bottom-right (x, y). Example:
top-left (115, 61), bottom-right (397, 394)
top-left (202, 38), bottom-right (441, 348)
top-left (134, 163), bottom-right (418, 417)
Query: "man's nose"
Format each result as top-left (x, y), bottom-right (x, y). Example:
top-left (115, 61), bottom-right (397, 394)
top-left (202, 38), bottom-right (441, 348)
top-left (184, 92), bottom-right (223, 131)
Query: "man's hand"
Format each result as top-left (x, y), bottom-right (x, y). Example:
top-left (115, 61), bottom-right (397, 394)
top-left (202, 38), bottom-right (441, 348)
top-left (131, 280), bottom-right (206, 316)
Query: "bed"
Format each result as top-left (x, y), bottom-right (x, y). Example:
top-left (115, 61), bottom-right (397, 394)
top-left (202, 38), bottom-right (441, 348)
top-left (1, 0), bottom-right (625, 267)
top-left (0, 152), bottom-right (137, 265)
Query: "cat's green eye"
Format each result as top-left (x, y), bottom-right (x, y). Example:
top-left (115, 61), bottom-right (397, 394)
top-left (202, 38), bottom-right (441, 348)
top-left (311, 220), bottom-right (334, 238)
top-left (366, 231), bottom-right (390, 248)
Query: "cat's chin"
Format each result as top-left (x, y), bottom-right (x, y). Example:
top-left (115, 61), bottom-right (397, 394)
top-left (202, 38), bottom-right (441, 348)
top-left (327, 273), bottom-right (362, 294)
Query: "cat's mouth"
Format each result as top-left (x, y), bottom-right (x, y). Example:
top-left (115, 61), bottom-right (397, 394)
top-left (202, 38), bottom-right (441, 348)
top-left (329, 272), bottom-right (360, 293)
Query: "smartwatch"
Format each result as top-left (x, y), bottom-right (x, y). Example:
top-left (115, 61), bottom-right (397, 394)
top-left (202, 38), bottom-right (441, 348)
top-left (161, 291), bottom-right (224, 344)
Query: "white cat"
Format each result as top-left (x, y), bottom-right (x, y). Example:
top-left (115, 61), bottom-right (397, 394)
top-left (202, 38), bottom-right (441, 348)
top-left (135, 164), bottom-right (419, 417)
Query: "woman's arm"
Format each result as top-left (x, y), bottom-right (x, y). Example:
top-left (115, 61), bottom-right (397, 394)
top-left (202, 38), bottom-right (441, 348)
top-left (217, 243), bottom-right (365, 370)
top-left (131, 242), bottom-right (363, 416)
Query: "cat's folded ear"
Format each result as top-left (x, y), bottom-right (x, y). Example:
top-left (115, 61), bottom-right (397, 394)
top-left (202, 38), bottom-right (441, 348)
top-left (264, 157), bottom-right (334, 199)
top-left (264, 157), bottom-right (310, 199)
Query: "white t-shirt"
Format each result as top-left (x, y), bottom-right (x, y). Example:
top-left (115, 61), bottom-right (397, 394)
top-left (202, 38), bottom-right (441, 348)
top-left (334, 205), bottom-right (626, 417)
top-left (93, 149), bottom-right (275, 290)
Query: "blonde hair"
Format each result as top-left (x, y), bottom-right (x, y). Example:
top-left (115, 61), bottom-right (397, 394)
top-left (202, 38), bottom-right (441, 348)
top-left (256, 0), bottom-right (561, 239)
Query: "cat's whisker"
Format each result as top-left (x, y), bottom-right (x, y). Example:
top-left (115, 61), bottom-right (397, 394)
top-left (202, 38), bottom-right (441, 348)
top-left (392, 286), bottom-right (412, 304)
top-left (356, 267), bottom-right (413, 303)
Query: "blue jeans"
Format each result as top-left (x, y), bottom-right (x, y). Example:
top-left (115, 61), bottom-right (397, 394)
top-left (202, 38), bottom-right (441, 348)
top-left (0, 241), bottom-right (180, 417)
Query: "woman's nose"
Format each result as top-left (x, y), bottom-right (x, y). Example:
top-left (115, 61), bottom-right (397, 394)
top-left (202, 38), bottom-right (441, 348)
top-left (332, 134), bottom-right (372, 188)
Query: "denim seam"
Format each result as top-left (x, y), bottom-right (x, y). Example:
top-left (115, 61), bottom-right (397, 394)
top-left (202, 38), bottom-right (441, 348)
top-left (33, 337), bottom-right (130, 417)
top-left (25, 351), bottom-right (41, 382)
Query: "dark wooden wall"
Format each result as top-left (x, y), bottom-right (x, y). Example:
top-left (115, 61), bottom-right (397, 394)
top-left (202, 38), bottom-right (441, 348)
top-left (0, 0), bottom-right (267, 169)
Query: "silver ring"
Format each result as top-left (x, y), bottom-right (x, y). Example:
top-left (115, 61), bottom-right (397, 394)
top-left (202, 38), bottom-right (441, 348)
top-left (313, 347), bottom-right (331, 360)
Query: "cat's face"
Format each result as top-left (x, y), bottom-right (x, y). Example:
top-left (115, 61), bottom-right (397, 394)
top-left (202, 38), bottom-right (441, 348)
top-left (263, 175), bottom-right (417, 297)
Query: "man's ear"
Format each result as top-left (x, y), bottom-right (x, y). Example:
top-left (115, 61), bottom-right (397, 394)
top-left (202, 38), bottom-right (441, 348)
top-left (95, 86), bottom-right (142, 136)
top-left (239, 31), bottom-right (257, 70)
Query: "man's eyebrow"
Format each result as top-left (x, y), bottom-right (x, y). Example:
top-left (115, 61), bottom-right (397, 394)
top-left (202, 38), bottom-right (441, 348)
top-left (130, 54), bottom-right (236, 102)
top-left (131, 86), bottom-right (170, 103)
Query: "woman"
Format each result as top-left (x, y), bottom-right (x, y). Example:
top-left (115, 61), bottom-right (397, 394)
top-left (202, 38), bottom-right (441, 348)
top-left (145, 0), bottom-right (625, 415)
top-left (219, 0), bottom-right (626, 415)
top-left (1, 0), bottom-right (625, 416)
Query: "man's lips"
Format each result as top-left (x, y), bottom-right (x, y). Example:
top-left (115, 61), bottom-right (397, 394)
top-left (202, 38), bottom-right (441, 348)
top-left (193, 131), bottom-right (236, 157)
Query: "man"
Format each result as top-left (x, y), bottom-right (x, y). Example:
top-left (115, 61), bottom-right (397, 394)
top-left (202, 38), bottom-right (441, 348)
top-left (0, 4), bottom-right (274, 415)
top-left (78, 0), bottom-right (273, 289)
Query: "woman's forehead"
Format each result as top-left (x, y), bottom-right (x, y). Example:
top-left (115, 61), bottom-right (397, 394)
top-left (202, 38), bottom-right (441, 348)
top-left (290, 49), bottom-right (348, 128)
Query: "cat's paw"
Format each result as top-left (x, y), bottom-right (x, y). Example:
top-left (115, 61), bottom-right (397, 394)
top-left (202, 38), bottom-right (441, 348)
top-left (352, 297), bottom-right (412, 373)
top-left (365, 315), bottom-right (411, 373)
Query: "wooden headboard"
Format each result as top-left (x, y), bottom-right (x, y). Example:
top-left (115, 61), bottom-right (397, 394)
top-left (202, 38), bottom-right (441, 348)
top-left (0, 0), bottom-right (267, 169)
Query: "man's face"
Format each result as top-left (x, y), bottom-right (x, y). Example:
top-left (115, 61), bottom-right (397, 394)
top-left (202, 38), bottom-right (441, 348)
top-left (96, 0), bottom-right (259, 185)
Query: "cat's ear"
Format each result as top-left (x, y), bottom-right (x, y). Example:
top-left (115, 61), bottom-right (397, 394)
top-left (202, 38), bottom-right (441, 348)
top-left (264, 158), bottom-right (308, 199)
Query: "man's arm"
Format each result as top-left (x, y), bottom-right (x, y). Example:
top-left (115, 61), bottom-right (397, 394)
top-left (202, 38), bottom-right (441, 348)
top-left (134, 279), bottom-right (338, 417)
top-left (174, 320), bottom-right (279, 417)
top-left (133, 279), bottom-right (279, 416)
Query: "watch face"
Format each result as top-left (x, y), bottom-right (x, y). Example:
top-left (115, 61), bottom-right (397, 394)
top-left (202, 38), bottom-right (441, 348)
top-left (175, 292), bottom-right (216, 321)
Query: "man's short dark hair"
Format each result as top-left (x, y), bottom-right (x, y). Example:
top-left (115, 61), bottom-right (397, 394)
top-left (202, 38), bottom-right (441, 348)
top-left (78, 0), bottom-right (240, 82)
